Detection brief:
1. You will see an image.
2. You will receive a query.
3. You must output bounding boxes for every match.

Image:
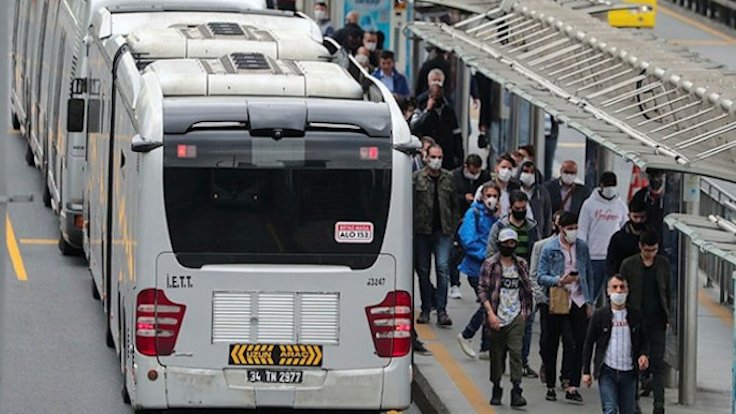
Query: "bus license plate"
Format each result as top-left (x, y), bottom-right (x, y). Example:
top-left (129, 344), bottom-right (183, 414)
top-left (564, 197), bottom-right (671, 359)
top-left (247, 369), bottom-right (303, 384)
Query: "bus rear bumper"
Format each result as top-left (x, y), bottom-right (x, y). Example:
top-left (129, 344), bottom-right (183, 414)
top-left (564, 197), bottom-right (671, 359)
top-left (159, 358), bottom-right (411, 410)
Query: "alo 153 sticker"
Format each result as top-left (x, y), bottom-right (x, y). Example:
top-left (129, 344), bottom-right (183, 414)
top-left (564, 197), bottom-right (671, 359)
top-left (334, 222), bottom-right (374, 244)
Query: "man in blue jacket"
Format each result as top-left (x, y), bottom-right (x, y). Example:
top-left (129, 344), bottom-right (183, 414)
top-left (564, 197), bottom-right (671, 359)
top-left (538, 211), bottom-right (594, 403)
top-left (371, 50), bottom-right (410, 100)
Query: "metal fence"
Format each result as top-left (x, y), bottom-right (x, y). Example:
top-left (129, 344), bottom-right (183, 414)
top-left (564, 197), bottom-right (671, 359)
top-left (699, 178), bottom-right (736, 304)
top-left (664, 0), bottom-right (736, 29)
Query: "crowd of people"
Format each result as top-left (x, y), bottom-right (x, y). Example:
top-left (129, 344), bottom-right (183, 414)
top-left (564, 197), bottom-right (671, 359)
top-left (412, 136), bottom-right (670, 413)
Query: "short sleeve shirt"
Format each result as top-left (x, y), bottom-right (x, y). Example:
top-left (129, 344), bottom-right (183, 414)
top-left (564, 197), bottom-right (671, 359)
top-left (497, 263), bottom-right (522, 327)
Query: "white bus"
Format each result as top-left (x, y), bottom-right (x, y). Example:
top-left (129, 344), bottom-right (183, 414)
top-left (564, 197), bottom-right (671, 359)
top-left (85, 15), bottom-right (416, 412)
top-left (11, 0), bottom-right (265, 254)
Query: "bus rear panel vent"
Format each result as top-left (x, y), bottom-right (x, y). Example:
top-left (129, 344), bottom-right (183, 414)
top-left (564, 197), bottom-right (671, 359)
top-left (231, 53), bottom-right (270, 70)
top-left (208, 22), bottom-right (245, 36)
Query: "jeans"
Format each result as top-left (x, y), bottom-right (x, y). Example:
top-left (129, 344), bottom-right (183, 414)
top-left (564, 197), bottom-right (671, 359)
top-left (522, 308), bottom-right (535, 366)
top-left (414, 231), bottom-right (452, 313)
top-left (490, 314), bottom-right (525, 385)
top-left (599, 365), bottom-right (637, 414)
top-left (461, 277), bottom-right (489, 351)
top-left (543, 302), bottom-right (589, 388)
top-left (591, 260), bottom-right (607, 303)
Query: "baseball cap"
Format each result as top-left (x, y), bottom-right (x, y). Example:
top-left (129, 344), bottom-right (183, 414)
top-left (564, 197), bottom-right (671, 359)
top-left (498, 228), bottom-right (518, 243)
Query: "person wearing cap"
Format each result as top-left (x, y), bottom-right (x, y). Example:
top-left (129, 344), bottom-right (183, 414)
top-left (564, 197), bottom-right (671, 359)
top-left (578, 171), bottom-right (628, 303)
top-left (477, 227), bottom-right (533, 407)
top-left (538, 211), bottom-right (595, 403)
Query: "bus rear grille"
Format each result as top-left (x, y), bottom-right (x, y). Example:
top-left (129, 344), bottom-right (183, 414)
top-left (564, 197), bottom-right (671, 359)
top-left (212, 292), bottom-right (340, 344)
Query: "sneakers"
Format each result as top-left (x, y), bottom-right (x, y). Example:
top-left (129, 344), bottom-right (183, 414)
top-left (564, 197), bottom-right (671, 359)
top-left (565, 389), bottom-right (583, 403)
top-left (545, 388), bottom-right (557, 401)
top-left (522, 365), bottom-right (539, 378)
top-left (510, 387), bottom-right (527, 407)
top-left (449, 285), bottom-right (462, 299)
top-left (416, 311), bottom-right (430, 324)
top-left (456, 333), bottom-right (477, 358)
top-left (478, 350), bottom-right (490, 360)
top-left (437, 311), bottom-right (453, 327)
top-left (489, 385), bottom-right (503, 406)
top-left (413, 339), bottom-right (433, 356)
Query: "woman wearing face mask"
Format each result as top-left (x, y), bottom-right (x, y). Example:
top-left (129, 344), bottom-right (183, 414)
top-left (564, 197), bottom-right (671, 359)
top-left (456, 182), bottom-right (501, 359)
top-left (582, 274), bottom-right (649, 414)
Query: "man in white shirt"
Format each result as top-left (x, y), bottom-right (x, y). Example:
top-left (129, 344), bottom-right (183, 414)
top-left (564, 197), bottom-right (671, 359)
top-left (582, 274), bottom-right (650, 414)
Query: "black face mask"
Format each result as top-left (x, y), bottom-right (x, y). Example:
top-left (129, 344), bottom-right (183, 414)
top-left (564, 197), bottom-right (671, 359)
top-left (499, 245), bottom-right (515, 257)
top-left (631, 221), bottom-right (646, 231)
top-left (511, 209), bottom-right (526, 221)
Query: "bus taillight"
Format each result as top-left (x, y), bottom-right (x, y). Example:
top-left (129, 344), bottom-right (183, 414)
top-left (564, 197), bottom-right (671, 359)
top-left (365, 291), bottom-right (412, 358)
top-left (135, 289), bottom-right (186, 357)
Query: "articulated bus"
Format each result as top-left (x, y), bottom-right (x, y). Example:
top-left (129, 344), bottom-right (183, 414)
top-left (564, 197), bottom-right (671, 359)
top-left (11, 0), bottom-right (265, 255)
top-left (85, 12), bottom-right (416, 412)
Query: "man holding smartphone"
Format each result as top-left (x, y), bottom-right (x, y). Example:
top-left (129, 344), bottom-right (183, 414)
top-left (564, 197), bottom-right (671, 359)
top-left (538, 211), bottom-right (595, 403)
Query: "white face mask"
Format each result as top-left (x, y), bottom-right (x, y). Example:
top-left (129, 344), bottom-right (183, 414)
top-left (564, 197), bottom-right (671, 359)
top-left (520, 172), bottom-right (535, 187)
top-left (427, 158), bottom-right (443, 171)
top-left (314, 10), bottom-right (327, 20)
top-left (497, 168), bottom-right (512, 182)
top-left (600, 186), bottom-right (617, 199)
top-left (563, 229), bottom-right (577, 244)
top-left (464, 169), bottom-right (480, 181)
top-left (365, 41), bottom-right (377, 51)
top-left (561, 173), bottom-right (576, 185)
top-left (484, 196), bottom-right (498, 210)
top-left (610, 292), bottom-right (628, 306)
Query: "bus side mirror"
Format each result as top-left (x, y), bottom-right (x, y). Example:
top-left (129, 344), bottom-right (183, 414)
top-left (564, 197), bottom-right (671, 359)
top-left (393, 135), bottom-right (422, 155)
top-left (131, 134), bottom-right (163, 153)
top-left (67, 98), bottom-right (85, 133)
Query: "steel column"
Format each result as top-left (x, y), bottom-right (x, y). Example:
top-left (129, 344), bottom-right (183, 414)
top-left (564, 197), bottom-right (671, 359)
top-left (679, 173), bottom-right (700, 406)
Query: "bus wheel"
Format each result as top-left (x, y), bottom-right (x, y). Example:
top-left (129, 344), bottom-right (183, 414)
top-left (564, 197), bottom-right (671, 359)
top-left (42, 184), bottom-right (51, 208)
top-left (106, 322), bottom-right (115, 348)
top-left (58, 235), bottom-right (79, 256)
top-left (25, 144), bottom-right (34, 166)
top-left (91, 278), bottom-right (100, 300)
top-left (12, 113), bottom-right (20, 130)
top-left (121, 381), bottom-right (131, 404)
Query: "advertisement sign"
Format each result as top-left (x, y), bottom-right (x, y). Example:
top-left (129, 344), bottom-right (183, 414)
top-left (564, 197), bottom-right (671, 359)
top-left (343, 0), bottom-right (392, 45)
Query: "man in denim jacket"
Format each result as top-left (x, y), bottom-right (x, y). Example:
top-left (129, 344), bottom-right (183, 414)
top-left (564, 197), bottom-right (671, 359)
top-left (537, 211), bottom-right (595, 403)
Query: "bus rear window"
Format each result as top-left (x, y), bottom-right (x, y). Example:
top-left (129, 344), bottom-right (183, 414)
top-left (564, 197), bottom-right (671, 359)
top-left (163, 132), bottom-right (392, 269)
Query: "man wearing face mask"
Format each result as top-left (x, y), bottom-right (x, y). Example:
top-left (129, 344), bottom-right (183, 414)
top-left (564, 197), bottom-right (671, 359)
top-left (413, 144), bottom-right (459, 327)
top-left (578, 172), bottom-right (628, 303)
top-left (606, 198), bottom-right (649, 278)
top-left (313, 2), bottom-right (335, 37)
top-left (620, 231), bottom-right (671, 414)
top-left (486, 190), bottom-right (540, 262)
top-left (514, 160), bottom-right (553, 238)
top-left (582, 274), bottom-right (649, 414)
top-left (411, 84), bottom-right (463, 169)
top-left (457, 182), bottom-right (502, 359)
top-left (478, 228), bottom-right (533, 407)
top-left (361, 31), bottom-right (380, 67)
top-left (490, 154), bottom-right (517, 217)
top-left (543, 160), bottom-right (591, 216)
top-left (631, 169), bottom-right (666, 238)
top-left (538, 211), bottom-right (595, 403)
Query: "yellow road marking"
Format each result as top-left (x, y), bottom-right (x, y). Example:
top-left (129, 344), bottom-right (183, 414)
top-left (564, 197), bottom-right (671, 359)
top-left (698, 288), bottom-right (733, 327)
top-left (424, 338), bottom-right (495, 414)
top-left (19, 238), bottom-right (57, 245)
top-left (5, 214), bottom-right (28, 281)
top-left (670, 39), bottom-right (731, 46)
top-left (659, 6), bottom-right (736, 44)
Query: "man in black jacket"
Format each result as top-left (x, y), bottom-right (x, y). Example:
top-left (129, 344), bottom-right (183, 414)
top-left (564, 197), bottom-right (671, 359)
top-left (411, 84), bottom-right (464, 170)
top-left (543, 160), bottom-right (591, 216)
top-left (452, 154), bottom-right (491, 215)
top-left (606, 198), bottom-right (649, 278)
top-left (620, 230), bottom-right (671, 414)
top-left (583, 274), bottom-right (649, 414)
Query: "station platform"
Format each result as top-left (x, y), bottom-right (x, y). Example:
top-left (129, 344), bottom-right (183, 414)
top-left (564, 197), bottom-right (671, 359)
top-left (412, 271), bottom-right (732, 414)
